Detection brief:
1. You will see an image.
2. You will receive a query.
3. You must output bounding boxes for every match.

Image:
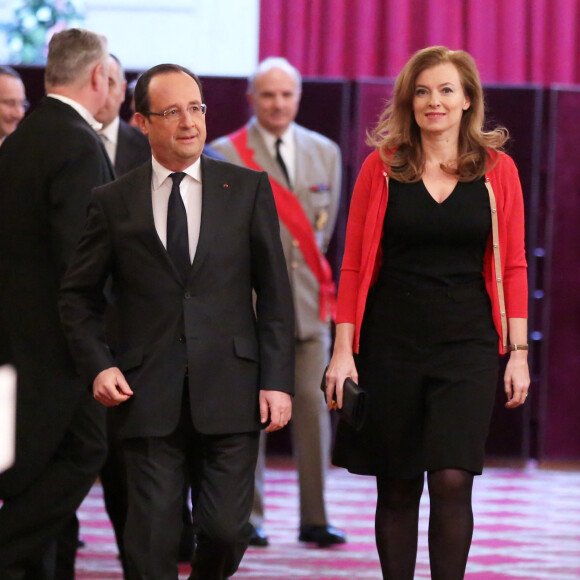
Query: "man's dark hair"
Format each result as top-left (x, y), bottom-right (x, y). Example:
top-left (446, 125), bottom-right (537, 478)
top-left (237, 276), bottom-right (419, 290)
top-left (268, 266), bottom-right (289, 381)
top-left (134, 64), bottom-right (204, 116)
top-left (0, 65), bottom-right (22, 80)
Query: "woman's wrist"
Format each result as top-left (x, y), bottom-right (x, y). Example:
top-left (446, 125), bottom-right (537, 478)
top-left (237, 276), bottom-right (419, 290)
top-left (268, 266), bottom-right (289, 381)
top-left (509, 349), bottom-right (528, 361)
top-left (333, 344), bottom-right (354, 357)
top-left (508, 344), bottom-right (528, 351)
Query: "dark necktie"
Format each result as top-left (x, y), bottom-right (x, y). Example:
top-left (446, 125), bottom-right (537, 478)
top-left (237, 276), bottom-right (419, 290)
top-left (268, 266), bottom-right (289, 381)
top-left (167, 172), bottom-right (190, 280)
top-left (275, 137), bottom-right (291, 188)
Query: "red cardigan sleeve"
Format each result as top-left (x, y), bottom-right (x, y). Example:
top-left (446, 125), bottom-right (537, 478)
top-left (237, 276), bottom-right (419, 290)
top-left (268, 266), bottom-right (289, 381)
top-left (335, 154), bottom-right (377, 324)
top-left (491, 153), bottom-right (528, 319)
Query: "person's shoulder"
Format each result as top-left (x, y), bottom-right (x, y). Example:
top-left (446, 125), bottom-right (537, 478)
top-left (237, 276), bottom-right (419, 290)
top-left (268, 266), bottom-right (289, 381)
top-left (207, 134), bottom-right (240, 163)
top-left (209, 134), bottom-right (232, 149)
top-left (7, 97), bottom-right (71, 136)
top-left (96, 161), bottom-right (150, 197)
top-left (6, 99), bottom-right (100, 155)
top-left (41, 98), bottom-right (90, 129)
top-left (362, 149), bottom-right (385, 171)
top-left (203, 153), bottom-right (250, 172)
top-left (295, 123), bottom-right (339, 151)
top-left (487, 149), bottom-right (518, 176)
top-left (202, 143), bottom-right (226, 160)
top-left (202, 153), bottom-right (263, 180)
top-left (42, 100), bottom-right (103, 147)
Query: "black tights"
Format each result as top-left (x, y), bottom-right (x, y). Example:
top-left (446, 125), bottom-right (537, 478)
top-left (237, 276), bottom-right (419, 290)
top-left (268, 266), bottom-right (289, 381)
top-left (375, 468), bottom-right (474, 580)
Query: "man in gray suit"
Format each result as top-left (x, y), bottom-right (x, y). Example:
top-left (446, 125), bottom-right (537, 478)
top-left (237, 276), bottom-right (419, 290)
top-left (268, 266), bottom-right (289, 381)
top-left (211, 56), bottom-right (345, 547)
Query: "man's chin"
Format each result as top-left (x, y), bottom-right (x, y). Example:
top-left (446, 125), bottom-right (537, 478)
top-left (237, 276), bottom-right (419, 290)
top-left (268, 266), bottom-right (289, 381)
top-left (177, 147), bottom-right (203, 163)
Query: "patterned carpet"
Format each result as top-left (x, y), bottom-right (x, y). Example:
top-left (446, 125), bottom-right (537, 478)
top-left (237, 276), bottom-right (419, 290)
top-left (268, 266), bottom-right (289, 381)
top-left (76, 458), bottom-right (580, 579)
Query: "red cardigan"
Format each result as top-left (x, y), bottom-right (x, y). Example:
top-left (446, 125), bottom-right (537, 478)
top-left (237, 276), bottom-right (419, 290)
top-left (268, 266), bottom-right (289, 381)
top-left (336, 150), bottom-right (528, 354)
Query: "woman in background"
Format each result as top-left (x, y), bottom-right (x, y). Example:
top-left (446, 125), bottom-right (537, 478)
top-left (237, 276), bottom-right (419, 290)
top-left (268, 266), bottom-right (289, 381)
top-left (325, 46), bottom-right (529, 579)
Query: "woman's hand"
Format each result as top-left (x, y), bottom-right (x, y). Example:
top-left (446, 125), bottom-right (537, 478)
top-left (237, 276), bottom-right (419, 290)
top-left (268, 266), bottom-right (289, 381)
top-left (505, 318), bottom-right (530, 409)
top-left (325, 323), bottom-right (358, 409)
top-left (504, 351), bottom-right (530, 409)
top-left (325, 353), bottom-right (358, 410)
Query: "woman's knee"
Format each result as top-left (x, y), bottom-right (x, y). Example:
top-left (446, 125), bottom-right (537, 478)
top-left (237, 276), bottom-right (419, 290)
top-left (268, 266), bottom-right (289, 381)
top-left (377, 475), bottom-right (425, 509)
top-left (427, 468), bottom-right (474, 502)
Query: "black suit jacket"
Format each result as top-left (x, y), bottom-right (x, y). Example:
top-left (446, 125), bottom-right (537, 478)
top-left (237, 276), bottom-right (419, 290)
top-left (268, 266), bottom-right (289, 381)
top-left (114, 119), bottom-right (150, 177)
top-left (0, 97), bottom-right (115, 495)
top-left (59, 156), bottom-right (295, 438)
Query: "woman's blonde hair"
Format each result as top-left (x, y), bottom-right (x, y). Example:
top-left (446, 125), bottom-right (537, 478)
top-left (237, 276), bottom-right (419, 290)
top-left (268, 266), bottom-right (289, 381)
top-left (367, 46), bottom-right (508, 181)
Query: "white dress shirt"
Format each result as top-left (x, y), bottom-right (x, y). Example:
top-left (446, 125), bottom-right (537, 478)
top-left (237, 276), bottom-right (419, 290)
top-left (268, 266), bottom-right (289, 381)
top-left (99, 116), bottom-right (120, 165)
top-left (151, 156), bottom-right (202, 263)
top-left (255, 120), bottom-right (296, 186)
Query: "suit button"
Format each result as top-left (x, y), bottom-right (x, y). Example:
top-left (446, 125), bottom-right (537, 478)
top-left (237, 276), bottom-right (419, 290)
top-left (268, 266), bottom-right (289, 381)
top-left (178, 335), bottom-right (186, 343)
top-left (184, 291), bottom-right (191, 299)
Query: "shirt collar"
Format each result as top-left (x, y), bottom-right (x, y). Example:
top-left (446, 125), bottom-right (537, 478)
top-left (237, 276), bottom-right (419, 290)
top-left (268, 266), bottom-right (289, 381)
top-left (99, 116), bottom-right (120, 145)
top-left (151, 156), bottom-right (202, 190)
top-left (47, 93), bottom-right (103, 131)
top-left (254, 118), bottom-right (295, 153)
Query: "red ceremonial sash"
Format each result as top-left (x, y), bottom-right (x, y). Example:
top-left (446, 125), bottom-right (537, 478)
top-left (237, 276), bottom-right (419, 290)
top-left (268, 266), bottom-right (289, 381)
top-left (230, 127), bottom-right (336, 322)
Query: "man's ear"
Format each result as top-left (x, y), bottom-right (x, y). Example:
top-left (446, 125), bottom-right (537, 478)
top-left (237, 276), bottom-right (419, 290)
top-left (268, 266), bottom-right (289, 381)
top-left (134, 112), bottom-right (149, 135)
top-left (92, 62), bottom-right (106, 92)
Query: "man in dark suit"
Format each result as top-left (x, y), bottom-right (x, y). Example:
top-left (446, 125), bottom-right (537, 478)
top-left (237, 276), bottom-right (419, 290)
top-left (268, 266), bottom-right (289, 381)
top-left (0, 29), bottom-right (114, 578)
top-left (97, 54), bottom-right (224, 572)
top-left (97, 54), bottom-right (151, 176)
top-left (59, 64), bottom-right (295, 580)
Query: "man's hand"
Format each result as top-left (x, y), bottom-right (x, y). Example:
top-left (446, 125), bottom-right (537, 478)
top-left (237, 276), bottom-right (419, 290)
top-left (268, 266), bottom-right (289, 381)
top-left (93, 367), bottom-right (133, 407)
top-left (259, 390), bottom-right (292, 433)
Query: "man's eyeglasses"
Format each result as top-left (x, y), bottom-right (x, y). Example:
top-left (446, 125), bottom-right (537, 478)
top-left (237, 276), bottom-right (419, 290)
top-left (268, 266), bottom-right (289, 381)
top-left (147, 104), bottom-right (207, 121)
top-left (0, 99), bottom-right (30, 111)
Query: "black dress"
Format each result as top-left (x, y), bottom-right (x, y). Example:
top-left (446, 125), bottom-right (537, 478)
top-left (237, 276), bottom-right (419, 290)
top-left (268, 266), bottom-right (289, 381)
top-left (333, 177), bottom-right (499, 478)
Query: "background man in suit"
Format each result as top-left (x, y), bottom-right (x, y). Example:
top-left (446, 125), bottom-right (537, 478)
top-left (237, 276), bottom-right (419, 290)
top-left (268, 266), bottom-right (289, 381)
top-left (97, 54), bottom-right (151, 176)
top-left (0, 66), bottom-right (27, 146)
top-left (0, 28), bottom-right (114, 578)
top-left (211, 56), bottom-right (345, 548)
top-left (58, 63), bottom-right (295, 580)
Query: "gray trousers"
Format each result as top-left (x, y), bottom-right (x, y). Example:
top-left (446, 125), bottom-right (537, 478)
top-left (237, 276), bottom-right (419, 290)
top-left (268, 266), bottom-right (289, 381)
top-left (251, 333), bottom-right (332, 527)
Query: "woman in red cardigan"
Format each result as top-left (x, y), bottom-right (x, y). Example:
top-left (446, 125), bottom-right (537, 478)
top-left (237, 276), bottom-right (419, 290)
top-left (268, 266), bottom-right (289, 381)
top-left (324, 46), bottom-right (530, 579)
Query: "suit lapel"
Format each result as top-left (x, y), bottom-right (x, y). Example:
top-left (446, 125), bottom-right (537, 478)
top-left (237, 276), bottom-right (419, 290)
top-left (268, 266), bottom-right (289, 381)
top-left (100, 137), bottom-right (116, 180)
top-left (120, 163), bottom-right (183, 283)
top-left (188, 155), bottom-right (222, 281)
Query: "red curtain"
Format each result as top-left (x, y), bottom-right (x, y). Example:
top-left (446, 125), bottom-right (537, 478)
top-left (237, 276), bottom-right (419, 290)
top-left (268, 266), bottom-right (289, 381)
top-left (259, 0), bottom-right (580, 85)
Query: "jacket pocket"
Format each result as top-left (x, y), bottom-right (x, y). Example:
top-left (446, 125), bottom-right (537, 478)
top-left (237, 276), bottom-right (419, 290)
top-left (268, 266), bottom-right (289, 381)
top-left (233, 336), bottom-right (259, 362)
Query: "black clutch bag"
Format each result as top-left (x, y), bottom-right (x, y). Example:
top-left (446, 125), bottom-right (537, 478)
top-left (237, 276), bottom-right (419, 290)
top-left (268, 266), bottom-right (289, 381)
top-left (320, 367), bottom-right (368, 431)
